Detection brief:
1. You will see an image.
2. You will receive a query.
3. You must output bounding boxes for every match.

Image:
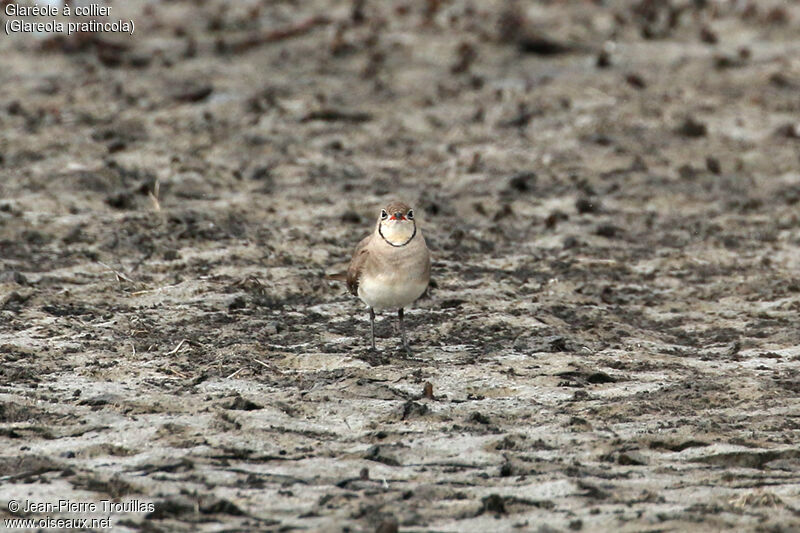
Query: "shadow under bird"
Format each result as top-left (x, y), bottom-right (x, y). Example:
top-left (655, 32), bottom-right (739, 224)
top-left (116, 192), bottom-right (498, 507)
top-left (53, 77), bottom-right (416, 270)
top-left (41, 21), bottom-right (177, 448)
top-left (329, 201), bottom-right (431, 351)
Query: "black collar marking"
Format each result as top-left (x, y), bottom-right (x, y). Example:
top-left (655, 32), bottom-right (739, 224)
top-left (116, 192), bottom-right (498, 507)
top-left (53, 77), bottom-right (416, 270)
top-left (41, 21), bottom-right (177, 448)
top-left (379, 224), bottom-right (416, 247)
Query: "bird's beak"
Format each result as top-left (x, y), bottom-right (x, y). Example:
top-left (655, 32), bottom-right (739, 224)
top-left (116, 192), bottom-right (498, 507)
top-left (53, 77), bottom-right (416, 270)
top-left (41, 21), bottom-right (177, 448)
top-left (390, 212), bottom-right (405, 221)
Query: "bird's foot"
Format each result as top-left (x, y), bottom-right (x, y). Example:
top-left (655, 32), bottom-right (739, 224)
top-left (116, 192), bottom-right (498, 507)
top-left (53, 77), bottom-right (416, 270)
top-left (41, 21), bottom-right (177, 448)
top-left (399, 341), bottom-right (413, 356)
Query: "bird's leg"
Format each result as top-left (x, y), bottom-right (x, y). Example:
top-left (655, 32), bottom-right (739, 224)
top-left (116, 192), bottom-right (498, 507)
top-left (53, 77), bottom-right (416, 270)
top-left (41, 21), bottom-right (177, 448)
top-left (369, 307), bottom-right (376, 351)
top-left (398, 308), bottom-right (411, 353)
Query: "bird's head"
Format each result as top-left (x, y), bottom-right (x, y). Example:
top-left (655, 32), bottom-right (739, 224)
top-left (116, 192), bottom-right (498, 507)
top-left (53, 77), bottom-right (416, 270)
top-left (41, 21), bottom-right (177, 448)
top-left (377, 201), bottom-right (417, 247)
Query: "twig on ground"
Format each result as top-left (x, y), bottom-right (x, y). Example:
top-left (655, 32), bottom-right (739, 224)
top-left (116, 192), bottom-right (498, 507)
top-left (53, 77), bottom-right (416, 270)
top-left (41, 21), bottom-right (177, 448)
top-left (165, 339), bottom-right (189, 355)
top-left (97, 261), bottom-right (135, 283)
top-left (220, 16), bottom-right (331, 54)
top-left (129, 284), bottom-right (180, 296)
top-left (148, 179), bottom-right (161, 212)
top-left (164, 366), bottom-right (188, 379)
top-left (227, 368), bottom-right (245, 379)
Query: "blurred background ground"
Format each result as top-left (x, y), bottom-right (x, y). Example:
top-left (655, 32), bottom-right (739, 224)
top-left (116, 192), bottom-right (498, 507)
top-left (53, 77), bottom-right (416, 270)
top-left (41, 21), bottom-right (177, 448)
top-left (1, 0), bottom-right (800, 531)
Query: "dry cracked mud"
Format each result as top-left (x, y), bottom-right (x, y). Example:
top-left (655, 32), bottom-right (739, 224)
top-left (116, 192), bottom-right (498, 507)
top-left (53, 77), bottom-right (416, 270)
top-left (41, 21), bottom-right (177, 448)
top-left (1, 1), bottom-right (800, 531)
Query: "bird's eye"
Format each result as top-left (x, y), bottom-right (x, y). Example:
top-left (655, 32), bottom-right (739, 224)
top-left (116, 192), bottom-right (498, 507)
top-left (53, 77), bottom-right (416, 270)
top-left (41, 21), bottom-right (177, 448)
top-left (407, 210), bottom-right (414, 220)
top-left (380, 209), bottom-right (388, 220)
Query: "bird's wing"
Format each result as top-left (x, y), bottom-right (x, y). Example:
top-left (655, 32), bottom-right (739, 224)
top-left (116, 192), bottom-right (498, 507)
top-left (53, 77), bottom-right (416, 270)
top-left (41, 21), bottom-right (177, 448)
top-left (346, 235), bottom-right (371, 296)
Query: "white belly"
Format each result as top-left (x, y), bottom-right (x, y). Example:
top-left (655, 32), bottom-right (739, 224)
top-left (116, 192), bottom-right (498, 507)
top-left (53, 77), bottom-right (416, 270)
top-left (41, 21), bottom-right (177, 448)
top-left (358, 274), bottom-right (427, 311)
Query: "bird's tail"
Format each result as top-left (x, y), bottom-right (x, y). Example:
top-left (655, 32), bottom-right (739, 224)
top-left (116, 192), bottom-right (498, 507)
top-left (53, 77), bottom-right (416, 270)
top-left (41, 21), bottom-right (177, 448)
top-left (325, 272), bottom-right (347, 282)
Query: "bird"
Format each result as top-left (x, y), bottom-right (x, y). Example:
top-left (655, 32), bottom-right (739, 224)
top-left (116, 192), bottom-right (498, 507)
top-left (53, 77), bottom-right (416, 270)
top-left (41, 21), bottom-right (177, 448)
top-left (330, 201), bottom-right (431, 352)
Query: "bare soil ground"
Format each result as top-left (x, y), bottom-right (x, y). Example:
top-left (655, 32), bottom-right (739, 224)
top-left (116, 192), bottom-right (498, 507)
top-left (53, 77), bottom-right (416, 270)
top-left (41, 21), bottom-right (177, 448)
top-left (2, 1), bottom-right (800, 531)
